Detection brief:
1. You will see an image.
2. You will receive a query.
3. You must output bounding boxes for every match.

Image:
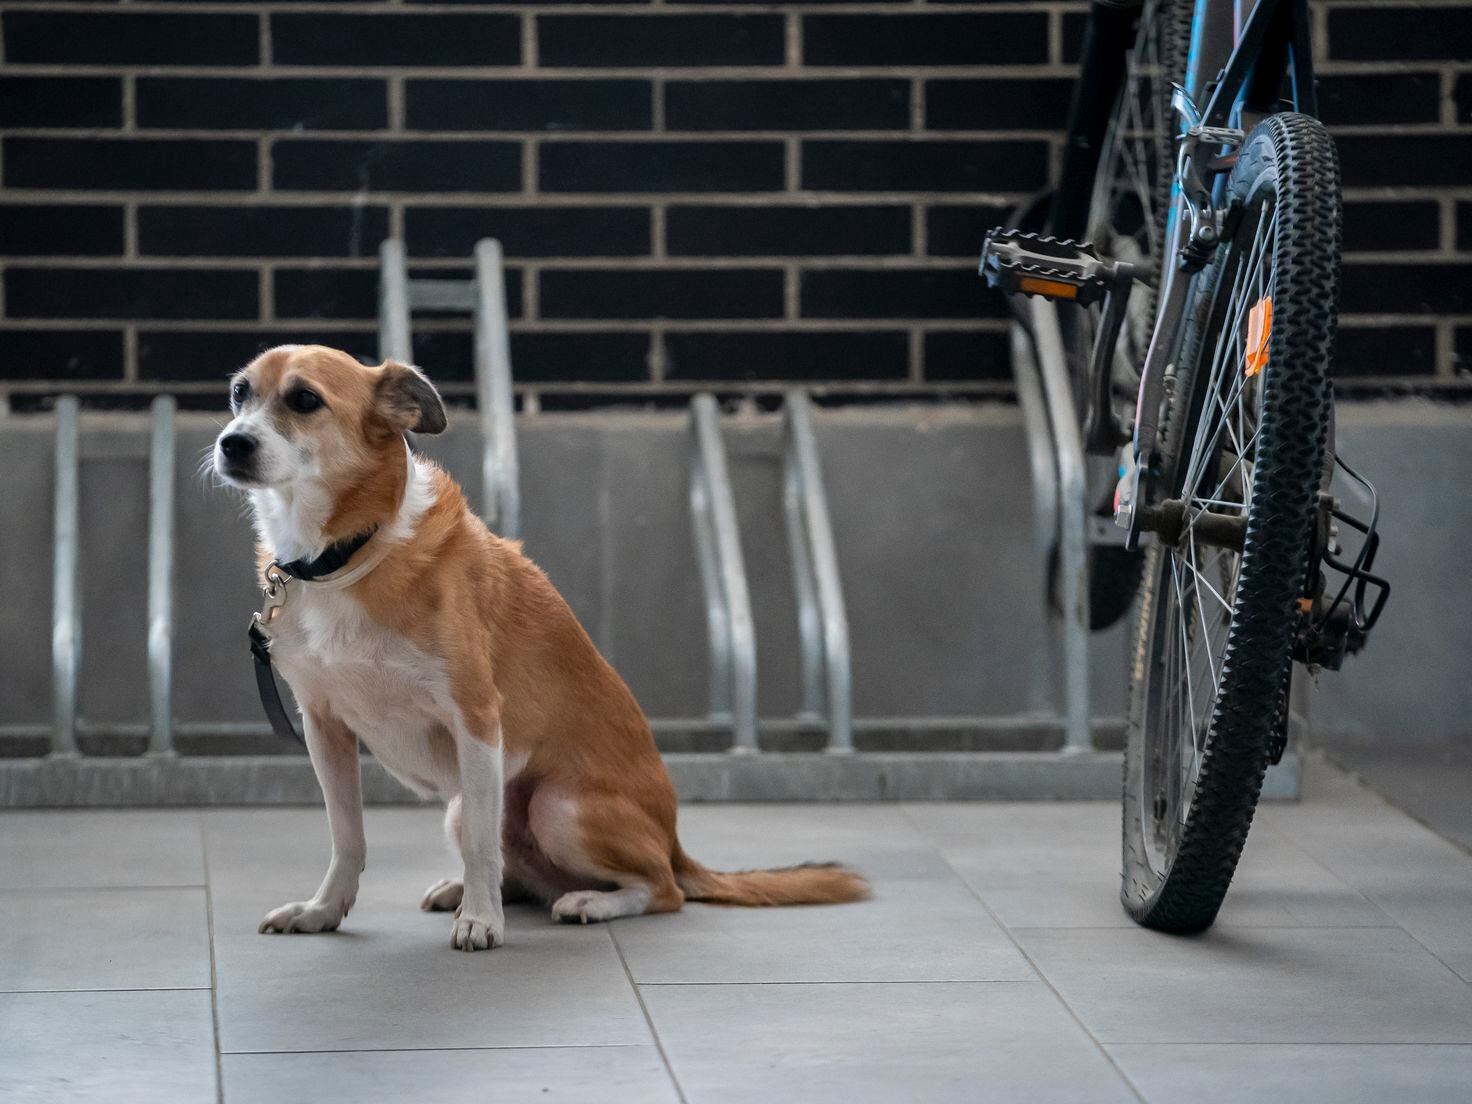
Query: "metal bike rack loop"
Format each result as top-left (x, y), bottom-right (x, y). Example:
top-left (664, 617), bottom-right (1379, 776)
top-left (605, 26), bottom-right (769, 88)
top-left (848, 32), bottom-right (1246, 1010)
top-left (781, 391), bottom-right (853, 753)
top-left (378, 237), bottom-right (520, 539)
top-left (50, 396), bottom-right (80, 757)
top-left (147, 396), bottom-right (177, 756)
top-left (473, 240), bottom-right (521, 540)
top-left (688, 394), bottom-right (758, 753)
top-left (1011, 298), bottom-right (1094, 754)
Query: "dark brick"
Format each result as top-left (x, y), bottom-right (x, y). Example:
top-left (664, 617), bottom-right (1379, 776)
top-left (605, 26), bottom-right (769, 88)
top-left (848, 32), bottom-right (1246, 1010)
top-left (1333, 326), bottom-right (1437, 378)
top-left (5, 268), bottom-right (258, 321)
top-left (1458, 75), bottom-right (1472, 126)
top-left (511, 332), bottom-right (651, 382)
top-left (273, 140), bottom-right (521, 193)
top-left (540, 268), bottom-right (784, 320)
top-left (803, 140), bottom-right (1048, 193)
top-left (925, 203), bottom-right (1016, 258)
top-left (272, 269), bottom-right (377, 321)
top-left (1063, 12), bottom-right (1086, 64)
top-left (273, 267), bottom-right (524, 320)
top-left (137, 79), bottom-right (388, 131)
top-left (405, 206), bottom-right (650, 258)
top-left (926, 78), bottom-right (1074, 131)
top-left (1340, 264), bottom-right (1472, 316)
top-left (272, 13), bottom-right (520, 68)
top-left (138, 330), bottom-right (375, 381)
top-left (1336, 135), bottom-right (1472, 189)
top-left (1457, 328), bottom-right (1472, 378)
top-left (802, 267), bottom-right (1004, 320)
top-left (406, 80), bottom-right (652, 132)
top-left (1341, 201), bottom-right (1440, 254)
top-left (539, 15), bottom-right (784, 68)
top-left (1329, 8), bottom-right (1472, 61)
top-left (923, 330), bottom-right (1011, 381)
top-left (665, 80), bottom-right (910, 132)
top-left (1318, 73), bottom-right (1442, 127)
top-left (666, 205), bottom-right (910, 256)
top-left (540, 141), bottom-right (784, 194)
top-left (0, 330), bottom-right (125, 381)
top-left (2, 11), bottom-right (257, 66)
top-left (0, 205), bottom-right (124, 257)
top-left (4, 138), bottom-right (257, 192)
top-left (804, 14), bottom-right (1049, 67)
top-left (0, 78), bottom-right (122, 129)
top-left (665, 331), bottom-right (908, 382)
top-left (409, 330), bottom-right (652, 384)
top-left (1460, 203), bottom-right (1472, 252)
top-left (139, 206), bottom-right (391, 259)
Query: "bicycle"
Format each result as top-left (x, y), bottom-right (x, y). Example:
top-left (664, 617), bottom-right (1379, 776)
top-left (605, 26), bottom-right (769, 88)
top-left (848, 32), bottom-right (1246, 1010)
top-left (980, 0), bottom-right (1391, 932)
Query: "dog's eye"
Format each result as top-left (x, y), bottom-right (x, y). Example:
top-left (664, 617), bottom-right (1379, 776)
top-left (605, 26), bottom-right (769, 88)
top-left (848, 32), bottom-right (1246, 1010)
top-left (230, 380), bottom-right (249, 408)
top-left (287, 388), bottom-right (323, 414)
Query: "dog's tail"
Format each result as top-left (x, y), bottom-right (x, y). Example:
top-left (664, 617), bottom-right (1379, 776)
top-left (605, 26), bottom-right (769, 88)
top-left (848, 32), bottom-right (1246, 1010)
top-left (674, 850), bottom-right (869, 907)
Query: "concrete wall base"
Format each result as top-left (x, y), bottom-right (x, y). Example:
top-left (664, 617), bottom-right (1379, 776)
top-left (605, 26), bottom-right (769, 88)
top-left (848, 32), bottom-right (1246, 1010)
top-left (0, 752), bottom-right (1300, 806)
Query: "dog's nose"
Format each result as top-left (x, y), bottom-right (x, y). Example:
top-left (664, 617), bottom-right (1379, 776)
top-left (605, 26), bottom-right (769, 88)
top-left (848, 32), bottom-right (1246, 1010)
top-left (219, 432), bottom-right (258, 463)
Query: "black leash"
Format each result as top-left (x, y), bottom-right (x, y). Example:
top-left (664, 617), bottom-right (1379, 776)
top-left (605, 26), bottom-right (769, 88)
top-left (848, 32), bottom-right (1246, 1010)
top-left (248, 528), bottom-right (377, 746)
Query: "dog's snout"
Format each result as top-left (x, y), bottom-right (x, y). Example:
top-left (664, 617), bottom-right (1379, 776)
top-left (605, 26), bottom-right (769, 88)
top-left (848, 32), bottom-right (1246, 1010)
top-left (219, 432), bottom-right (258, 463)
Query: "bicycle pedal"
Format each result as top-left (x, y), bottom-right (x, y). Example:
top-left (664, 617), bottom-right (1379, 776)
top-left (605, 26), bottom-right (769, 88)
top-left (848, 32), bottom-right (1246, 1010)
top-left (979, 229), bottom-right (1119, 307)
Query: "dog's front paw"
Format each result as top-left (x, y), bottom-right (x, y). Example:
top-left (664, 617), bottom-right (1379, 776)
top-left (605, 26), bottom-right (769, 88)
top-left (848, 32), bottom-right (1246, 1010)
top-left (259, 899), bottom-right (348, 934)
top-left (450, 911), bottom-right (504, 952)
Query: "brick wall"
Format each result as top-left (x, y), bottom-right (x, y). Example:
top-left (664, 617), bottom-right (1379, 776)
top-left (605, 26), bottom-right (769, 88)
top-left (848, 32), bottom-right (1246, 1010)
top-left (0, 0), bottom-right (1468, 411)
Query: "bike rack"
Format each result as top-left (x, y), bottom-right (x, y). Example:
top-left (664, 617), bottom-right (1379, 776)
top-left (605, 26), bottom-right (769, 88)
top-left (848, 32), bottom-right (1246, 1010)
top-left (688, 394), bottom-right (758, 753)
top-left (47, 395), bottom-right (179, 757)
top-left (1, 354), bottom-right (1302, 804)
top-left (687, 391), bottom-right (854, 755)
top-left (378, 237), bottom-right (520, 539)
top-left (1011, 297), bottom-right (1094, 753)
top-left (50, 396), bottom-right (80, 757)
top-left (781, 391), bottom-right (853, 753)
top-left (147, 396), bottom-right (177, 757)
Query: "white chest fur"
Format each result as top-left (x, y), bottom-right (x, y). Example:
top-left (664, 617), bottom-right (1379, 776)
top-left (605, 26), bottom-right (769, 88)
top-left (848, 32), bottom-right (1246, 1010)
top-left (271, 587), bottom-right (460, 797)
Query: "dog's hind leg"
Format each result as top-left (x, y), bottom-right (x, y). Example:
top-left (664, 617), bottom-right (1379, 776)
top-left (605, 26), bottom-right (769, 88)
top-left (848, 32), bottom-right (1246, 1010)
top-left (534, 789), bottom-right (684, 924)
top-left (421, 795), bottom-right (467, 912)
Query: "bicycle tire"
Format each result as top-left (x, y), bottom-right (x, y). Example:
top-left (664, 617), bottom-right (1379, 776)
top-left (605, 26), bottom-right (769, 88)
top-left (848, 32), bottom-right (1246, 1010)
top-left (1121, 112), bottom-right (1340, 933)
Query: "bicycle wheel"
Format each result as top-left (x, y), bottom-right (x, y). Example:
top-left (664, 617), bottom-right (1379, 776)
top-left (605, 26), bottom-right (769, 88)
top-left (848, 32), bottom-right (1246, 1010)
top-left (1086, 0), bottom-right (1190, 321)
top-left (1122, 112), bottom-right (1340, 933)
top-left (1055, 0), bottom-right (1190, 631)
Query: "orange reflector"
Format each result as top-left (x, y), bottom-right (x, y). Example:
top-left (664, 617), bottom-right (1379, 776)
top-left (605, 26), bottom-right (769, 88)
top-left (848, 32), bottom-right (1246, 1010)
top-left (1298, 597), bottom-right (1314, 614)
top-left (1018, 276), bottom-right (1079, 300)
top-left (1245, 296), bottom-right (1272, 377)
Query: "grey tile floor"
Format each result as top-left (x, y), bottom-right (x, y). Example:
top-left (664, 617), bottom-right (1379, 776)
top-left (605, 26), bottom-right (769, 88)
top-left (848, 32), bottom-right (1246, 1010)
top-left (3, 758), bottom-right (1471, 1103)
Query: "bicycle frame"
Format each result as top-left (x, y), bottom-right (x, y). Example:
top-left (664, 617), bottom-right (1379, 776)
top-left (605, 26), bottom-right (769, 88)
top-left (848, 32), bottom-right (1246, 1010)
top-left (1053, 0), bottom-right (1318, 550)
top-left (1145, 0), bottom-right (1315, 435)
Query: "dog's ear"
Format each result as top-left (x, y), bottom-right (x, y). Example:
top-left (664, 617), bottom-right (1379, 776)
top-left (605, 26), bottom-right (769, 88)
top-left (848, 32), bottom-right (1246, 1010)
top-left (375, 360), bottom-right (447, 436)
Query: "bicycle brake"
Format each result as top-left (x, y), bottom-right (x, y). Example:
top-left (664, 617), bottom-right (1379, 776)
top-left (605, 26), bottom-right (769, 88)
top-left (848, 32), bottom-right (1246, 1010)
top-left (1171, 86), bottom-right (1246, 273)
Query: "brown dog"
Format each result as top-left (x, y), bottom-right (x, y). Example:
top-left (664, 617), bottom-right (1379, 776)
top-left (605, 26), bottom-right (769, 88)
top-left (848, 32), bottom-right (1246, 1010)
top-left (214, 345), bottom-right (867, 950)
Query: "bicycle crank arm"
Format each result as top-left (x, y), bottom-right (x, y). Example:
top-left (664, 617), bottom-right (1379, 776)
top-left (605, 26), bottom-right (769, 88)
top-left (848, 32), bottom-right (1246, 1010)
top-left (1082, 260), bottom-right (1137, 455)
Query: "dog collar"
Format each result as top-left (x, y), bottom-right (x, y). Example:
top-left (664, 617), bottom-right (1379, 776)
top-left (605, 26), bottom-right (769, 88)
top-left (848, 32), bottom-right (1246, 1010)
top-left (276, 528), bottom-right (378, 582)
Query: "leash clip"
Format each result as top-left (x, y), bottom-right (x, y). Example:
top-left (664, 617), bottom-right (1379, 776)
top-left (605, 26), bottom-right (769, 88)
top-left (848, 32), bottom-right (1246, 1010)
top-left (251, 562), bottom-right (291, 634)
